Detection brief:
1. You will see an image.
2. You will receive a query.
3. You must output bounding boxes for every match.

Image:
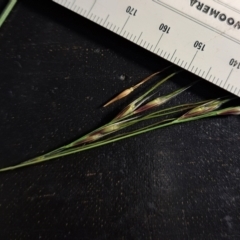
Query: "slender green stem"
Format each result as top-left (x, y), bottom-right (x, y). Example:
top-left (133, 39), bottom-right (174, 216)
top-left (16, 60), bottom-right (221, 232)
top-left (144, 100), bottom-right (208, 118)
top-left (57, 110), bottom-right (218, 155)
top-left (41, 101), bottom-right (202, 157)
top-left (8, 101), bottom-right (213, 167)
top-left (0, 0), bottom-right (17, 28)
top-left (0, 109), bottom-right (220, 172)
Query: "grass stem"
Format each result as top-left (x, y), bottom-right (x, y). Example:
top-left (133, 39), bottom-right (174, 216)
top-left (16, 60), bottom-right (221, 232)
top-left (0, 0), bottom-right (17, 28)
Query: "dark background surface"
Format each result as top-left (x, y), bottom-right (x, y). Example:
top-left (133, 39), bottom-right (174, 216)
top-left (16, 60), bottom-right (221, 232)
top-left (0, 1), bottom-right (240, 239)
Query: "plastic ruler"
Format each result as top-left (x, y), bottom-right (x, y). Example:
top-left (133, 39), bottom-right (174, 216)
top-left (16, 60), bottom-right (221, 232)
top-left (53, 0), bottom-right (240, 97)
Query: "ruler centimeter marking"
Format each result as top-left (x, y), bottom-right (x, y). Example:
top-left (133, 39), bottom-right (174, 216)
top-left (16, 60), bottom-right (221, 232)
top-left (53, 0), bottom-right (240, 97)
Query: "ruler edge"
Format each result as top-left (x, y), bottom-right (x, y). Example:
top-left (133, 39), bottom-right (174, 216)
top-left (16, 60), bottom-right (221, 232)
top-left (53, 0), bottom-right (240, 97)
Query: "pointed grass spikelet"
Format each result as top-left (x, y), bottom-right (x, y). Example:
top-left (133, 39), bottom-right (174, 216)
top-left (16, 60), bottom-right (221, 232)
top-left (72, 117), bottom-right (138, 146)
top-left (103, 67), bottom-right (171, 107)
top-left (103, 87), bottom-right (134, 107)
top-left (114, 72), bottom-right (178, 120)
top-left (133, 96), bottom-right (169, 114)
top-left (133, 82), bottom-right (196, 114)
top-left (217, 106), bottom-right (240, 116)
top-left (178, 98), bottom-right (232, 120)
top-left (114, 100), bottom-right (137, 120)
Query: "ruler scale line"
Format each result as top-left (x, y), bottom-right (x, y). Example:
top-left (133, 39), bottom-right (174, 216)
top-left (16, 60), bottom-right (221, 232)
top-left (223, 69), bottom-right (233, 88)
top-left (205, 67), bottom-right (212, 79)
top-left (103, 15), bottom-right (109, 26)
top-left (136, 32), bottom-right (143, 44)
top-left (188, 51), bottom-right (198, 70)
top-left (170, 50), bottom-right (176, 61)
top-left (70, 0), bottom-right (76, 10)
top-left (153, 33), bottom-right (164, 53)
top-left (66, 1), bottom-right (71, 8)
top-left (120, 16), bottom-right (130, 34)
top-left (87, 0), bottom-right (96, 17)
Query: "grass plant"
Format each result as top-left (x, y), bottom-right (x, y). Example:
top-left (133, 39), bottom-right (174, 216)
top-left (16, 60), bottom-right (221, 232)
top-left (0, 70), bottom-right (239, 172)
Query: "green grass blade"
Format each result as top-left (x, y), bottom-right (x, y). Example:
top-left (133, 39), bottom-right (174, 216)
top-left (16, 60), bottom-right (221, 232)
top-left (0, 0), bottom-right (17, 28)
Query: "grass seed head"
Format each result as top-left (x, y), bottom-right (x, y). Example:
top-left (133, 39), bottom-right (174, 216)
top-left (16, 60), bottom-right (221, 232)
top-left (115, 103), bottom-right (135, 120)
top-left (178, 98), bottom-right (229, 119)
top-left (101, 122), bottom-right (122, 133)
top-left (217, 106), bottom-right (240, 116)
top-left (134, 97), bottom-right (168, 114)
top-left (104, 88), bottom-right (134, 107)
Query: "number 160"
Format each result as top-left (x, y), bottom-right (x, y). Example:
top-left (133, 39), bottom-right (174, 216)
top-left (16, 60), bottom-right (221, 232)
top-left (159, 23), bottom-right (170, 34)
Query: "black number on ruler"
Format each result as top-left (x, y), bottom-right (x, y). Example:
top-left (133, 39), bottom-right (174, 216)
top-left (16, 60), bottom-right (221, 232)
top-left (126, 6), bottom-right (137, 16)
top-left (159, 23), bottom-right (170, 33)
top-left (229, 58), bottom-right (240, 69)
top-left (194, 41), bottom-right (205, 51)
